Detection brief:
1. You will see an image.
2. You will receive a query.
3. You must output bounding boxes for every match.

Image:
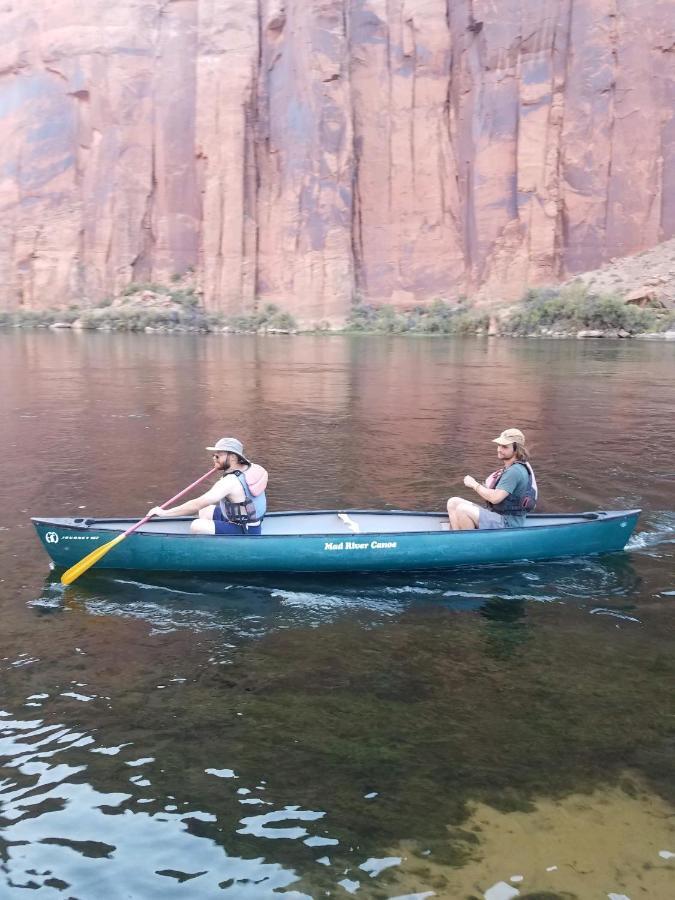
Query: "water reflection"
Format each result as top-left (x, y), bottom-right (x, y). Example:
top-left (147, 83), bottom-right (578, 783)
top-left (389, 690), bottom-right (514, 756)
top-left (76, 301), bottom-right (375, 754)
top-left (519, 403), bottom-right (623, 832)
top-left (2, 331), bottom-right (675, 898)
top-left (28, 548), bottom-right (646, 643)
top-left (4, 576), bottom-right (675, 898)
top-left (0, 712), bottom-right (311, 898)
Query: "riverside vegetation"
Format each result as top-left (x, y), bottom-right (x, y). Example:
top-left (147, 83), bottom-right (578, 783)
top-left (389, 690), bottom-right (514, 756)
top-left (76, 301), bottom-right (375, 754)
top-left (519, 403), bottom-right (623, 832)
top-left (1, 279), bottom-right (674, 338)
top-left (0, 279), bottom-right (296, 334)
top-left (348, 284), bottom-right (675, 337)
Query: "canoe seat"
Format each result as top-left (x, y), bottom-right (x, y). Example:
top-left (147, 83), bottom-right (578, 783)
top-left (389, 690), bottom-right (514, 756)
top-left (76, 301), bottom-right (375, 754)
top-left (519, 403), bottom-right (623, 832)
top-left (338, 512), bottom-right (361, 533)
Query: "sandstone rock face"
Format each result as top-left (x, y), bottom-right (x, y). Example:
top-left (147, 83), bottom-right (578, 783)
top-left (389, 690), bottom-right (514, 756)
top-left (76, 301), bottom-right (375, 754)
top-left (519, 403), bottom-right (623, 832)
top-left (1, 0), bottom-right (673, 323)
top-left (561, 235), bottom-right (675, 307)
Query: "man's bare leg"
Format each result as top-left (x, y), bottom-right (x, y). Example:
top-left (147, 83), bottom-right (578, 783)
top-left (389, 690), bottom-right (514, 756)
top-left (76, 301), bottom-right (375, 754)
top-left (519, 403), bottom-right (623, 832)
top-left (191, 517), bottom-right (216, 534)
top-left (191, 504), bottom-right (217, 532)
top-left (453, 505), bottom-right (479, 530)
top-left (446, 497), bottom-right (480, 530)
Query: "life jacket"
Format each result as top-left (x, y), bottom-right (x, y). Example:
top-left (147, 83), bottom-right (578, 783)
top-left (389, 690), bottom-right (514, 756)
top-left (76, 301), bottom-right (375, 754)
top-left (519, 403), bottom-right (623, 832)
top-left (219, 465), bottom-right (268, 526)
top-left (485, 461), bottom-right (538, 514)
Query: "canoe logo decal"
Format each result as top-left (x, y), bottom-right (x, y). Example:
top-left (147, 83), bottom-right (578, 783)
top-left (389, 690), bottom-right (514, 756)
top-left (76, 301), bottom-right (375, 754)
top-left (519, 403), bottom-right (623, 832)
top-left (324, 540), bottom-right (398, 552)
top-left (45, 531), bottom-right (59, 544)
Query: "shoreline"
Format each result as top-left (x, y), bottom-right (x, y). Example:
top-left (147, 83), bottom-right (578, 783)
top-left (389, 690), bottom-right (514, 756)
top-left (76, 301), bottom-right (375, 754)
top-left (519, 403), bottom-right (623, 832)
top-left (2, 279), bottom-right (674, 341)
top-left (2, 321), bottom-right (675, 341)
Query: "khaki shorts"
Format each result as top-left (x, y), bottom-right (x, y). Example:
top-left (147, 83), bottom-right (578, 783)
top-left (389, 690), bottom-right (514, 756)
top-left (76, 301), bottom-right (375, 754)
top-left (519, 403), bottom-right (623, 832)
top-left (478, 508), bottom-right (506, 530)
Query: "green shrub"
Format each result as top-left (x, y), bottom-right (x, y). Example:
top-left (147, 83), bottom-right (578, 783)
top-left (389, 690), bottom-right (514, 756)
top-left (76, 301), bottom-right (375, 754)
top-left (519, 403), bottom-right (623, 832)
top-left (345, 299), bottom-right (488, 335)
top-left (503, 286), bottom-right (662, 335)
top-left (8, 307), bottom-right (80, 327)
top-left (346, 303), bottom-right (383, 331)
top-left (206, 312), bottom-right (227, 329)
top-left (79, 305), bottom-right (158, 331)
top-left (271, 310), bottom-right (296, 331)
top-left (15, 309), bottom-right (49, 326)
top-left (223, 303), bottom-right (297, 332)
top-left (121, 282), bottom-right (165, 297)
top-left (169, 288), bottom-right (199, 308)
top-left (57, 307), bottom-right (81, 323)
top-left (453, 311), bottom-right (490, 334)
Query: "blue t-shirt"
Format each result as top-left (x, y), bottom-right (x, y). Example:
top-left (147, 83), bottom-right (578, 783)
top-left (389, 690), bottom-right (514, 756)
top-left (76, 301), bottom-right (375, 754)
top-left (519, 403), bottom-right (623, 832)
top-left (495, 464), bottom-right (529, 527)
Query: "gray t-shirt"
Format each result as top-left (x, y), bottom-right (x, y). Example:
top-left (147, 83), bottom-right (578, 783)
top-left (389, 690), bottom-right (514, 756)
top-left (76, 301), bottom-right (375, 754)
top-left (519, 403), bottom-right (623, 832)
top-left (495, 463), bottom-right (529, 527)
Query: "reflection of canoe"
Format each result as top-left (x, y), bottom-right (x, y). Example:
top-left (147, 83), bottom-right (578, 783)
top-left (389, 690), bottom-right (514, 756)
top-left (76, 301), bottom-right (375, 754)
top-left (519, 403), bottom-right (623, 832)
top-left (32, 509), bottom-right (640, 575)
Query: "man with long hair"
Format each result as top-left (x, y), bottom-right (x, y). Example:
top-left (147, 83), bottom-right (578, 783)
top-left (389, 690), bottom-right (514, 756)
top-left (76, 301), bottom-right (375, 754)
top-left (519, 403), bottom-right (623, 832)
top-left (446, 428), bottom-right (537, 530)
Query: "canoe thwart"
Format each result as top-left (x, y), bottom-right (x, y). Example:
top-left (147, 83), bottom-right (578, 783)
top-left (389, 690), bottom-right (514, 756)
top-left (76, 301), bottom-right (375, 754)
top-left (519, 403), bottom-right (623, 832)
top-left (338, 512), bottom-right (361, 533)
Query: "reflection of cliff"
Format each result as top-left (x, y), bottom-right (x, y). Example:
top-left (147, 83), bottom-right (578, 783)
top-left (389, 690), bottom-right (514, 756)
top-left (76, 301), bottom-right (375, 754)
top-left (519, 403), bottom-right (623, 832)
top-left (2, 0), bottom-right (674, 320)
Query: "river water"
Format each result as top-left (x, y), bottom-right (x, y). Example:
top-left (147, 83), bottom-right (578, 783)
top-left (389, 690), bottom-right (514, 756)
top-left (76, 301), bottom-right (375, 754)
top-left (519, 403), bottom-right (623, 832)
top-left (1, 330), bottom-right (674, 899)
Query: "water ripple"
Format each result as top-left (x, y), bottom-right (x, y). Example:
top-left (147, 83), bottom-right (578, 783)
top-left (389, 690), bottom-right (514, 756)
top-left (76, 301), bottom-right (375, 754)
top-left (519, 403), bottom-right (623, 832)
top-left (237, 805), bottom-right (326, 841)
top-left (628, 511), bottom-right (675, 553)
top-left (589, 608), bottom-right (641, 623)
top-left (0, 711), bottom-right (312, 897)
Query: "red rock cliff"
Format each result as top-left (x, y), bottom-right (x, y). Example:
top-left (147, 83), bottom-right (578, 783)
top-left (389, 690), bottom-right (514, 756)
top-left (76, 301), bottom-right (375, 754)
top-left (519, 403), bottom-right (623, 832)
top-left (1, 0), bottom-right (674, 322)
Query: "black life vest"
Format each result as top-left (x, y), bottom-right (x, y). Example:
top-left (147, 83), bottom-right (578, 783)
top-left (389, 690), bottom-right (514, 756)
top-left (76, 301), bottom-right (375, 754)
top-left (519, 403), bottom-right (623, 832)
top-left (486, 461), bottom-right (538, 514)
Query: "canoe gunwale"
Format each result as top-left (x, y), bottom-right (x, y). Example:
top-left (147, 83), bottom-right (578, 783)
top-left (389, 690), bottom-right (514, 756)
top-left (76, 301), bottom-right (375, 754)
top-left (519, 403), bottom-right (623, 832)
top-left (31, 508), bottom-right (642, 540)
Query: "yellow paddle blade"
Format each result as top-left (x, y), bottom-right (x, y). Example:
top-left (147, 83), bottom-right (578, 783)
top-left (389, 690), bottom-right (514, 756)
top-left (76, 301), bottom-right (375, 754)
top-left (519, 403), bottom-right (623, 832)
top-left (58, 467), bottom-right (217, 586)
top-left (60, 532), bottom-right (126, 585)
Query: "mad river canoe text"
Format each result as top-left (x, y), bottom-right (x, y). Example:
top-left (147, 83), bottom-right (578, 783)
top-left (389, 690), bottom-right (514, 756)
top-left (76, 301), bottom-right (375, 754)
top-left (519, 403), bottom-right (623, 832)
top-left (324, 540), bottom-right (398, 551)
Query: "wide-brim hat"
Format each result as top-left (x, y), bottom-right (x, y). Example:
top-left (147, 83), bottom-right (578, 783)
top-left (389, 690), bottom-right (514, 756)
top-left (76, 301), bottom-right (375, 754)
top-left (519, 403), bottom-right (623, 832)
top-left (205, 437), bottom-right (251, 464)
top-left (492, 428), bottom-right (526, 447)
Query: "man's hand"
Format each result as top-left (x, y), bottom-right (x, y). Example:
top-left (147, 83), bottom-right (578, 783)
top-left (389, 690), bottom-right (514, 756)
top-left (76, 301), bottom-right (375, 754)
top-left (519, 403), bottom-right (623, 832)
top-left (463, 475), bottom-right (479, 490)
top-left (148, 506), bottom-right (169, 518)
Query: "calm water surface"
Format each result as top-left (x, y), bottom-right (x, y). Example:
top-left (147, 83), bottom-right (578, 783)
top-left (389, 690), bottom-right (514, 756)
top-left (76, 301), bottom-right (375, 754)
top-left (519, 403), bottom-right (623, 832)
top-left (1, 331), bottom-right (674, 899)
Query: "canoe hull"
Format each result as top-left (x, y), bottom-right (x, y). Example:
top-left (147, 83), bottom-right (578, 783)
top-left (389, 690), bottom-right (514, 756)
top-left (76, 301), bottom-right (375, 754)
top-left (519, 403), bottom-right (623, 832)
top-left (32, 509), bottom-right (641, 575)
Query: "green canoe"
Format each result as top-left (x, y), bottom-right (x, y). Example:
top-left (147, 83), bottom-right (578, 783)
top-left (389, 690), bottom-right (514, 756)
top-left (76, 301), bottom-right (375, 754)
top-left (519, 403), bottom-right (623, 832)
top-left (32, 508), bottom-right (640, 576)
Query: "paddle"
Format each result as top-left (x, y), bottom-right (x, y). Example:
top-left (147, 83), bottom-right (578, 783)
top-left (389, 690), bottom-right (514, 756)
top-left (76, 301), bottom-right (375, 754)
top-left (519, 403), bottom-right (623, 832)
top-left (60, 467), bottom-right (219, 585)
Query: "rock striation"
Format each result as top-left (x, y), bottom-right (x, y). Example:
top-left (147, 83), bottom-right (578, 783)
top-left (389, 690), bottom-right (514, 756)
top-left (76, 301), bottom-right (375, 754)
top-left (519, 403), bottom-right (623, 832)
top-left (1, 0), bottom-right (674, 323)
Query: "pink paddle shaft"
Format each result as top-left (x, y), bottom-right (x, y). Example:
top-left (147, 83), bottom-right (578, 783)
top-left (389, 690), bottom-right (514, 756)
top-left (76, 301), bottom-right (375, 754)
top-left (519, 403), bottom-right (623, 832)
top-left (120, 467), bottom-right (219, 539)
